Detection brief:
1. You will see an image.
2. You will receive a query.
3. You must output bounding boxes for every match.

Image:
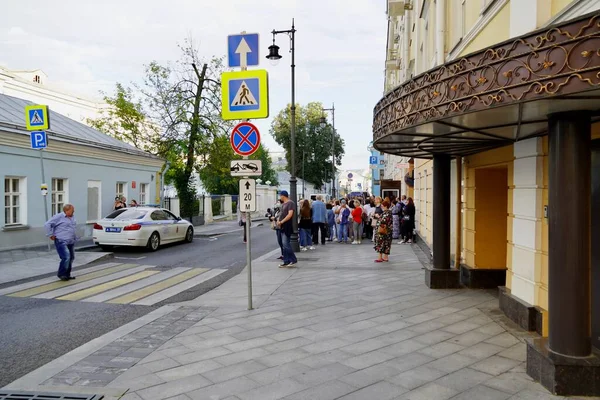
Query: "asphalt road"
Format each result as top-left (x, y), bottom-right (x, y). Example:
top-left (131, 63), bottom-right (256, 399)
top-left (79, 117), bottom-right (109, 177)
top-left (0, 224), bottom-right (279, 388)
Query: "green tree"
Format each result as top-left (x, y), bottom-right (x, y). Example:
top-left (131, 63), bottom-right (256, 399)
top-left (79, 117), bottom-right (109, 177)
top-left (270, 102), bottom-right (344, 187)
top-left (198, 134), bottom-right (279, 195)
top-left (87, 83), bottom-right (162, 154)
top-left (198, 134), bottom-right (239, 195)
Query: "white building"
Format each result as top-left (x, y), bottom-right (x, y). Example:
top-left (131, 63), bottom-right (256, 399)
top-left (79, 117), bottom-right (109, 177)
top-left (0, 66), bottom-right (106, 124)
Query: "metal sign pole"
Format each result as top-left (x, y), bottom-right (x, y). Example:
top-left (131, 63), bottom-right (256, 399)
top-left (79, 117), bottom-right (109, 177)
top-left (243, 153), bottom-right (253, 310)
top-left (246, 212), bottom-right (252, 310)
top-left (40, 149), bottom-right (50, 250)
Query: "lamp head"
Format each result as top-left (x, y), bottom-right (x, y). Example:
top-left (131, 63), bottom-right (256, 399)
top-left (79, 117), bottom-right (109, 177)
top-left (320, 116), bottom-right (327, 128)
top-left (266, 44), bottom-right (282, 66)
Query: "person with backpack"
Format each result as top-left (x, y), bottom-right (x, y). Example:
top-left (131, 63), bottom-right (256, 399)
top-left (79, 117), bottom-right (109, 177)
top-left (351, 200), bottom-right (364, 245)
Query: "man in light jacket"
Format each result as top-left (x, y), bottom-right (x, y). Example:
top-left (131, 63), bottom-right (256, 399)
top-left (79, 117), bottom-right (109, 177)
top-left (44, 204), bottom-right (77, 281)
top-left (311, 195), bottom-right (327, 246)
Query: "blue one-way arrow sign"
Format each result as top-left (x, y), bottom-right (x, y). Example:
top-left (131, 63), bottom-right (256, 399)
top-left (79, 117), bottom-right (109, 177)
top-left (228, 33), bottom-right (259, 68)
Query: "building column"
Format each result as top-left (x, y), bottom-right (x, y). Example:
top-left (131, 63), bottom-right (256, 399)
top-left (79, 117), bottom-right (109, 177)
top-left (433, 154), bottom-right (451, 269)
top-left (547, 112), bottom-right (591, 357)
top-left (527, 111), bottom-right (599, 396)
top-left (425, 154), bottom-right (460, 288)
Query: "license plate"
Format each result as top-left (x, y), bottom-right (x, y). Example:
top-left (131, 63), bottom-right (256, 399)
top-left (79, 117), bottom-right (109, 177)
top-left (105, 227), bottom-right (121, 233)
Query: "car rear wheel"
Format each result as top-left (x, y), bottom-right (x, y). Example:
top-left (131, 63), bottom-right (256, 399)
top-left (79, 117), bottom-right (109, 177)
top-left (185, 227), bottom-right (193, 243)
top-left (147, 232), bottom-right (160, 251)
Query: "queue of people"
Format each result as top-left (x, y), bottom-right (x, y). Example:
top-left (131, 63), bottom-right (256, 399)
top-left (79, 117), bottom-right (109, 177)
top-left (264, 192), bottom-right (416, 266)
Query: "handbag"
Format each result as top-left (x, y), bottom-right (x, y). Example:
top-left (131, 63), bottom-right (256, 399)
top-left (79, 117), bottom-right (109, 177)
top-left (378, 225), bottom-right (388, 235)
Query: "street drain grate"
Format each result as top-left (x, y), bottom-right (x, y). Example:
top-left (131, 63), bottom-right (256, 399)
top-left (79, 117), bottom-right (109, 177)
top-left (295, 257), bottom-right (320, 262)
top-left (0, 391), bottom-right (103, 400)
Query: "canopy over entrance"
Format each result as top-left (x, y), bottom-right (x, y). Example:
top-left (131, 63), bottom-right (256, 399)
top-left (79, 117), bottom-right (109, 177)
top-left (373, 12), bottom-right (600, 158)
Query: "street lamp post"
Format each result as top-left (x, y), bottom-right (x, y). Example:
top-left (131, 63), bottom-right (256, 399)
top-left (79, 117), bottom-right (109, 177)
top-left (320, 104), bottom-right (336, 199)
top-left (267, 19), bottom-right (299, 251)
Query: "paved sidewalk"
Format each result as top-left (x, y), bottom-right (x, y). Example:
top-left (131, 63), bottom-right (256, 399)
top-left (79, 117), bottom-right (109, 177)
top-left (6, 241), bottom-right (590, 400)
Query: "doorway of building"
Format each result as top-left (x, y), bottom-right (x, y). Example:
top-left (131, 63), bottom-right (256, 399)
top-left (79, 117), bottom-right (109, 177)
top-left (474, 167), bottom-right (508, 271)
top-left (592, 140), bottom-right (599, 350)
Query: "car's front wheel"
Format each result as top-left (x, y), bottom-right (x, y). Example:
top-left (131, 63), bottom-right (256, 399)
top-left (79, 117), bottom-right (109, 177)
top-left (185, 227), bottom-right (194, 243)
top-left (147, 232), bottom-right (160, 251)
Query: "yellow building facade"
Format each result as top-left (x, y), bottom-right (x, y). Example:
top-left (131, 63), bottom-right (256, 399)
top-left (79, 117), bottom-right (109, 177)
top-left (381, 0), bottom-right (600, 395)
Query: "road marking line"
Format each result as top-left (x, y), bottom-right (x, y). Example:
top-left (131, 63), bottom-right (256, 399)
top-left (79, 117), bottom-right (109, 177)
top-left (108, 268), bottom-right (209, 305)
top-left (0, 262), bottom-right (121, 296)
top-left (33, 265), bottom-right (154, 299)
top-left (82, 267), bottom-right (191, 303)
top-left (131, 268), bottom-right (227, 306)
top-left (57, 270), bottom-right (160, 301)
top-left (7, 264), bottom-right (138, 297)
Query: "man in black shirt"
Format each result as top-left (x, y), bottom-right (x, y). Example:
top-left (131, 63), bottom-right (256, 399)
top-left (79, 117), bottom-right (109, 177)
top-left (277, 191), bottom-right (297, 267)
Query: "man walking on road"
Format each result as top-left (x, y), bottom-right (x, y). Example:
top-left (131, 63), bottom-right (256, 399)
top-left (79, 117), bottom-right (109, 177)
top-left (277, 191), bottom-right (297, 268)
top-left (44, 204), bottom-right (77, 281)
top-left (311, 195), bottom-right (327, 246)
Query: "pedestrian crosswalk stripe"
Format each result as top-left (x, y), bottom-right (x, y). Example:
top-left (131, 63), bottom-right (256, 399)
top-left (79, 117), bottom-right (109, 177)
top-left (33, 265), bottom-right (153, 300)
top-left (8, 264), bottom-right (138, 298)
top-left (0, 262), bottom-right (121, 296)
top-left (132, 268), bottom-right (227, 306)
top-left (82, 267), bottom-right (192, 303)
top-left (108, 268), bottom-right (208, 304)
top-left (56, 270), bottom-right (160, 301)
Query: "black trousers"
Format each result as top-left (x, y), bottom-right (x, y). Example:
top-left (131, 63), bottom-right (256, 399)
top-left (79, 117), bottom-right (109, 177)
top-left (312, 223), bottom-right (327, 245)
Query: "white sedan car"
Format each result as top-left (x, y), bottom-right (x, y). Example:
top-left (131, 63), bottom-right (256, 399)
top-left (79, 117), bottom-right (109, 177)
top-left (93, 207), bottom-right (194, 251)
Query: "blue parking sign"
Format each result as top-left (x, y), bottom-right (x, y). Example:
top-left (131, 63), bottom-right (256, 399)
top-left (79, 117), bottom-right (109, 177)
top-left (31, 131), bottom-right (47, 149)
top-left (369, 156), bottom-right (378, 165)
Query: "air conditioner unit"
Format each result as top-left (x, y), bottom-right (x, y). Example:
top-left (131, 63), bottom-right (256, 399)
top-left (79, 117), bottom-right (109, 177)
top-left (388, 0), bottom-right (406, 17)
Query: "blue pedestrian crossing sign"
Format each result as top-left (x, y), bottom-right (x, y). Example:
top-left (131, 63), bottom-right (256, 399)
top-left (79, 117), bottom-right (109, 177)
top-left (370, 156), bottom-right (378, 165)
top-left (24, 105), bottom-right (50, 131)
top-left (30, 131), bottom-right (48, 149)
top-left (228, 33), bottom-right (259, 68)
top-left (221, 70), bottom-right (269, 120)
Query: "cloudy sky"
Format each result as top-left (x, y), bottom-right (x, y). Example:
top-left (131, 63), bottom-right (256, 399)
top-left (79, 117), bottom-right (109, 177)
top-left (0, 0), bottom-right (387, 169)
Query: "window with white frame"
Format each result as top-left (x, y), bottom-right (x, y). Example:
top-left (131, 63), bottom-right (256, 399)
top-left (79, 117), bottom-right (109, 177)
top-left (452, 0), bottom-right (467, 46)
top-left (139, 183), bottom-right (148, 205)
top-left (116, 182), bottom-right (127, 200)
top-left (4, 177), bottom-right (23, 225)
top-left (51, 178), bottom-right (68, 216)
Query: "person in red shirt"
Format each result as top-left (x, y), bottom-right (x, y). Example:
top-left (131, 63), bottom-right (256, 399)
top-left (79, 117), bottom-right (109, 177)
top-left (351, 200), bottom-right (364, 244)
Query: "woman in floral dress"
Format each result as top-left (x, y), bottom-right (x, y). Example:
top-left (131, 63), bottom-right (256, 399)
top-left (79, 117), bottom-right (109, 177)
top-left (374, 200), bottom-right (393, 262)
